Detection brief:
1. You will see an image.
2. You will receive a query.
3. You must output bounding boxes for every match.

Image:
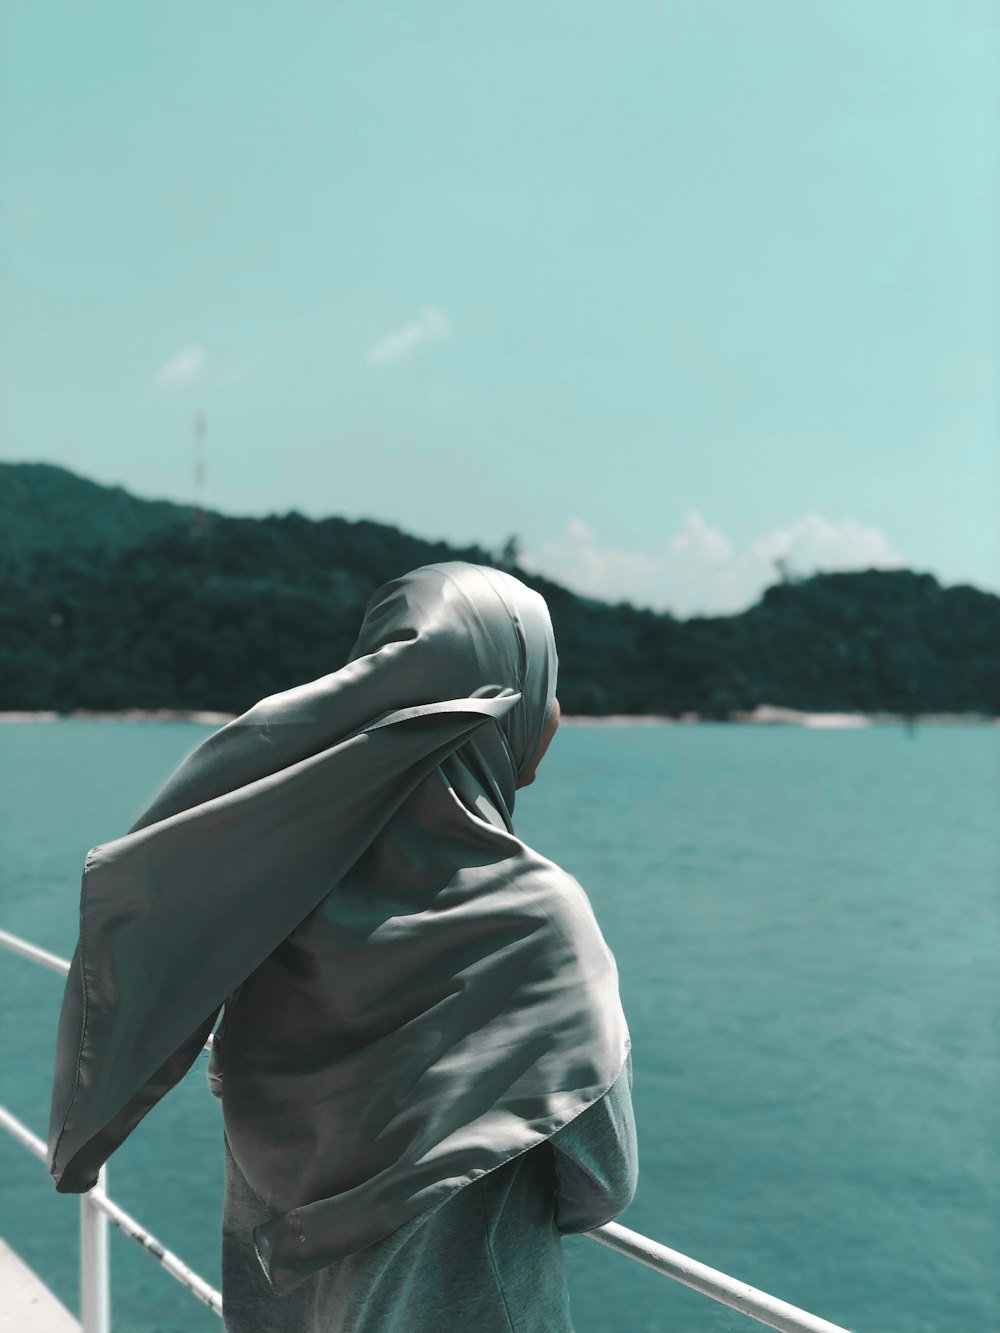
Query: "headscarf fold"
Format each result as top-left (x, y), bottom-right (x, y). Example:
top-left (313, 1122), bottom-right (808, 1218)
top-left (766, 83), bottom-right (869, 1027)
top-left (48, 561), bottom-right (631, 1294)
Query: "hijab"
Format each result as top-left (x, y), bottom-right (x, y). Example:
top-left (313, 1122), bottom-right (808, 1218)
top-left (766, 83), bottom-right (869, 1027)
top-left (48, 560), bottom-right (631, 1294)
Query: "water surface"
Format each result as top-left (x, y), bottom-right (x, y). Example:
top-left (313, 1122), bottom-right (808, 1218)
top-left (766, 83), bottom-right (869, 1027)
top-left (1, 721), bottom-right (996, 1332)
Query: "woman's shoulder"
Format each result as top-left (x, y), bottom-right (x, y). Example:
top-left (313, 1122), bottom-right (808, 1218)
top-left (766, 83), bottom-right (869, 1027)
top-left (510, 847), bottom-right (605, 927)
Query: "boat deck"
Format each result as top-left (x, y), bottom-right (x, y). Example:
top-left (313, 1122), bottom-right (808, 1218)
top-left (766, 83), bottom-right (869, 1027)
top-left (0, 1236), bottom-right (81, 1332)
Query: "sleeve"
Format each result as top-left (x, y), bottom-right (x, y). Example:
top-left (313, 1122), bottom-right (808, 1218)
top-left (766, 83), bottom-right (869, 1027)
top-left (547, 1046), bottom-right (638, 1234)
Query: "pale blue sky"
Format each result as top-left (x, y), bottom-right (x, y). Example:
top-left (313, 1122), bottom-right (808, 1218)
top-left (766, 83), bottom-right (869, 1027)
top-left (2, 0), bottom-right (997, 614)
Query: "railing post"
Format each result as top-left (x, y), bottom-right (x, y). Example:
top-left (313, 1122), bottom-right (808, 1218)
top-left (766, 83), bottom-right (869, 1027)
top-left (80, 1163), bottom-right (111, 1333)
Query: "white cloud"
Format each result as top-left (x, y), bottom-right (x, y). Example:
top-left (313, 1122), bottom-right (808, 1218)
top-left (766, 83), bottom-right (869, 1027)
top-left (518, 511), bottom-right (908, 617)
top-left (367, 307), bottom-right (450, 366)
top-left (668, 509), bottom-right (732, 562)
top-left (525, 518), bottom-right (662, 600)
top-left (748, 512), bottom-right (904, 573)
top-left (155, 345), bottom-right (207, 389)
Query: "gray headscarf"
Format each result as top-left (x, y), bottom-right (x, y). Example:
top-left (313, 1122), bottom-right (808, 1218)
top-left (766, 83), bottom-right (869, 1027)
top-left (48, 561), bottom-right (631, 1294)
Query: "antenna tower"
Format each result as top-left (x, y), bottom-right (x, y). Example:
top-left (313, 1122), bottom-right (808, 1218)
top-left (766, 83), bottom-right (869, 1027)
top-left (192, 410), bottom-right (208, 536)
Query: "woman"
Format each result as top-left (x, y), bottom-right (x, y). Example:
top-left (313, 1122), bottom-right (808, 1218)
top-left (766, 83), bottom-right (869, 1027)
top-left (48, 561), bottom-right (638, 1331)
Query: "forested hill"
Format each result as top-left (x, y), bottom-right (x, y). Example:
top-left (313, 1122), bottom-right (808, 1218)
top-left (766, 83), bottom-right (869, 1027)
top-left (0, 461), bottom-right (193, 563)
top-left (1, 461), bottom-right (997, 716)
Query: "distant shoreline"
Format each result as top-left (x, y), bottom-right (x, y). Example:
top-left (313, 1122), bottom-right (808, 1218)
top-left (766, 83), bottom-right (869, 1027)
top-left (1, 706), bottom-right (997, 727)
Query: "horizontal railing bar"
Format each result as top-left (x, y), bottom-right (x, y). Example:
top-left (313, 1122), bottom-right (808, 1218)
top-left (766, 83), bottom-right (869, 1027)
top-left (87, 1181), bottom-right (222, 1315)
top-left (0, 1105), bottom-right (222, 1317)
top-left (0, 1101), bottom-right (49, 1164)
top-left (588, 1222), bottom-right (853, 1333)
top-left (0, 927), bottom-right (72, 975)
top-left (1, 927), bottom-right (854, 1333)
top-left (0, 928), bottom-right (214, 1054)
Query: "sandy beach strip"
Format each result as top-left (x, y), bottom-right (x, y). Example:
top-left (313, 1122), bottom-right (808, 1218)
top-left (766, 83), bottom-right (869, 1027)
top-left (1, 706), bottom-right (997, 727)
top-left (562, 708), bottom-right (999, 726)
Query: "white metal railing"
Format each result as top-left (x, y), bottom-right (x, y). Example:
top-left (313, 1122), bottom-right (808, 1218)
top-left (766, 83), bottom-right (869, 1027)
top-left (0, 1106), bottom-right (221, 1327)
top-left (0, 926), bottom-right (854, 1333)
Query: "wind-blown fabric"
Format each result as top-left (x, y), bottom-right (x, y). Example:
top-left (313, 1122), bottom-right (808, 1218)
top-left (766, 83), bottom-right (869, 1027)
top-left (48, 561), bottom-right (632, 1295)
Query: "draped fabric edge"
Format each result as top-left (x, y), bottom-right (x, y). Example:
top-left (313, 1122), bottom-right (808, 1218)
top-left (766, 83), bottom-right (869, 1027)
top-left (250, 1033), bottom-right (634, 1295)
top-left (47, 693), bottom-right (522, 1195)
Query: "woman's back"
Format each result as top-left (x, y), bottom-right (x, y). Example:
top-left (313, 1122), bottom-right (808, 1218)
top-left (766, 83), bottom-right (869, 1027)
top-left (222, 1133), bottom-right (571, 1333)
top-left (220, 1050), bottom-right (636, 1332)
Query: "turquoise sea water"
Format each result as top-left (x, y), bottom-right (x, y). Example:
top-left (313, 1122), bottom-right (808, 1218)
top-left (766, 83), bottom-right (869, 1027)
top-left (1, 720), bottom-right (997, 1333)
